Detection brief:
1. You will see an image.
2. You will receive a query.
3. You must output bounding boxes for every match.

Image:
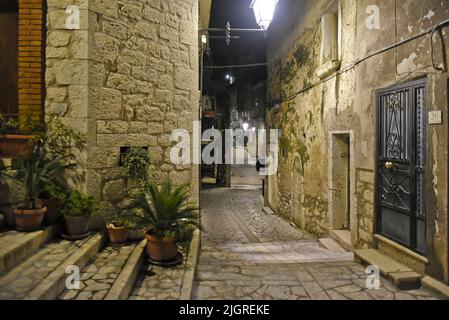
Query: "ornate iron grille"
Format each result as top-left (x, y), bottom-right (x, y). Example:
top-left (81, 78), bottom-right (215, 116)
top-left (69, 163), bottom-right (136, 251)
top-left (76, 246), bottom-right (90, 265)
top-left (377, 79), bottom-right (426, 255)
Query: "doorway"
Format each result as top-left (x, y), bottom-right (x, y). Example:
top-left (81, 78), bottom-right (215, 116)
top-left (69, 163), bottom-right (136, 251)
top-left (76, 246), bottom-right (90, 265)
top-left (329, 133), bottom-right (352, 231)
top-left (0, 1), bottom-right (18, 118)
top-left (376, 78), bottom-right (427, 255)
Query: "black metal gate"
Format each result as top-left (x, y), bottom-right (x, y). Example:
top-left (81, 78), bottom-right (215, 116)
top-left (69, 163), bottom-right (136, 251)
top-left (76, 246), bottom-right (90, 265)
top-left (376, 78), bottom-right (427, 255)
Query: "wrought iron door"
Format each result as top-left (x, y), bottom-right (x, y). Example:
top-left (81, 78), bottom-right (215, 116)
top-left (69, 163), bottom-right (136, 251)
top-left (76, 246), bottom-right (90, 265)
top-left (377, 79), bottom-right (426, 255)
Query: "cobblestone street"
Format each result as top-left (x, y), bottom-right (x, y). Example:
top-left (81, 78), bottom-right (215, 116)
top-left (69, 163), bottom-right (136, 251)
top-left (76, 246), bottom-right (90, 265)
top-left (193, 184), bottom-right (440, 300)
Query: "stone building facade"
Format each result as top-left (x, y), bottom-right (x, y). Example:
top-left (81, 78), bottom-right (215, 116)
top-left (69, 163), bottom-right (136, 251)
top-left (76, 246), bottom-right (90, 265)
top-left (1, 0), bottom-right (200, 223)
top-left (265, 0), bottom-right (449, 284)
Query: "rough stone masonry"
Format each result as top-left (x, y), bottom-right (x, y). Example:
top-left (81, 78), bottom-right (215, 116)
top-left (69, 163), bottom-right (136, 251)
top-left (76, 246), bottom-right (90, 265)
top-left (44, 0), bottom-right (200, 222)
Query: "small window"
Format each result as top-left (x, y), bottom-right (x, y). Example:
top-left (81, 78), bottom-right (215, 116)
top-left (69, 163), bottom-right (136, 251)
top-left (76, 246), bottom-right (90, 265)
top-left (317, 0), bottom-right (341, 78)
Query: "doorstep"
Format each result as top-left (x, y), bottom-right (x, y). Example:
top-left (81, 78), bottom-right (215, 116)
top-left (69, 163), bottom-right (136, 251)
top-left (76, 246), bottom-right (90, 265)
top-left (355, 249), bottom-right (422, 290)
top-left (374, 234), bottom-right (428, 275)
top-left (422, 276), bottom-right (449, 299)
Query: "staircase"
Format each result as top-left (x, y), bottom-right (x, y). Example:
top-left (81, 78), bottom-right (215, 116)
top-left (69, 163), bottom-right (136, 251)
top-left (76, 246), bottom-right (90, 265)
top-left (59, 240), bottom-right (145, 300)
top-left (0, 227), bottom-right (146, 300)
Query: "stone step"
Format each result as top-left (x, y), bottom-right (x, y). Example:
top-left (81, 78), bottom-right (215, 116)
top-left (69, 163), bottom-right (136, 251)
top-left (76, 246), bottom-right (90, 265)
top-left (0, 226), bottom-right (57, 275)
top-left (199, 240), bottom-right (354, 266)
top-left (329, 230), bottom-right (354, 251)
top-left (355, 249), bottom-right (421, 290)
top-left (59, 240), bottom-right (146, 300)
top-left (0, 233), bottom-right (105, 300)
top-left (319, 238), bottom-right (348, 254)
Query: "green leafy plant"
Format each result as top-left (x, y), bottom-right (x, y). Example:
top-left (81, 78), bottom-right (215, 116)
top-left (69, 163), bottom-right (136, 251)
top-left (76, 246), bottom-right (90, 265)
top-left (39, 183), bottom-right (66, 201)
top-left (129, 180), bottom-right (199, 240)
top-left (0, 159), bottom-right (7, 183)
top-left (123, 147), bottom-right (150, 182)
top-left (0, 112), bottom-right (19, 135)
top-left (1, 147), bottom-right (74, 209)
top-left (61, 190), bottom-right (97, 217)
top-left (28, 114), bottom-right (86, 162)
top-left (106, 212), bottom-right (136, 229)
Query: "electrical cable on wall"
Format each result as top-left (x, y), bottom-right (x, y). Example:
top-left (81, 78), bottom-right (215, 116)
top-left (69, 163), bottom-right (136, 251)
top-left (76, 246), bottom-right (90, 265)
top-left (272, 17), bottom-right (449, 105)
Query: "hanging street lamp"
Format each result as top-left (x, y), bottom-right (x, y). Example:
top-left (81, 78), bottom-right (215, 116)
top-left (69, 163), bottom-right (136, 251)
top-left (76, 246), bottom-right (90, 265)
top-left (250, 0), bottom-right (279, 31)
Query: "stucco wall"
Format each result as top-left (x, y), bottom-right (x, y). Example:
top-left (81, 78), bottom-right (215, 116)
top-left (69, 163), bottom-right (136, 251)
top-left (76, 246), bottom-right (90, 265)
top-left (266, 0), bottom-right (449, 282)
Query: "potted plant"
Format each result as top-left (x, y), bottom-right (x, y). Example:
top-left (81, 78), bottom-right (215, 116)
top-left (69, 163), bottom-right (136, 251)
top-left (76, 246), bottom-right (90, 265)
top-left (31, 114), bottom-right (86, 163)
top-left (0, 113), bottom-right (35, 159)
top-left (105, 213), bottom-right (134, 245)
top-left (31, 115), bottom-right (86, 226)
top-left (122, 147), bottom-right (150, 241)
top-left (40, 184), bottom-right (66, 225)
top-left (2, 148), bottom-right (72, 231)
top-left (130, 180), bottom-right (199, 262)
top-left (123, 147), bottom-right (150, 187)
top-left (61, 190), bottom-right (96, 239)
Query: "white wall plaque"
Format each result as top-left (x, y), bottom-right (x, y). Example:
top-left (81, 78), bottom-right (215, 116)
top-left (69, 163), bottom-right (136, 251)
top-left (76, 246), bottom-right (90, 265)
top-left (429, 111), bottom-right (442, 125)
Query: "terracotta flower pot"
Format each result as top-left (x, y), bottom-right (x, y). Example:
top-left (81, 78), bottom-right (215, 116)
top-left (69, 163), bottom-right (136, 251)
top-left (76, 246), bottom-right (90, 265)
top-left (0, 134), bottom-right (35, 159)
top-left (145, 233), bottom-right (178, 262)
top-left (14, 207), bottom-right (47, 232)
top-left (44, 198), bottom-right (63, 225)
top-left (106, 223), bottom-right (129, 244)
top-left (64, 215), bottom-right (90, 236)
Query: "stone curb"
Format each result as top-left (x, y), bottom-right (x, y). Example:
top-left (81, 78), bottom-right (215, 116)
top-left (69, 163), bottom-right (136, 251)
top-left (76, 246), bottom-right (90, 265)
top-left (26, 232), bottom-right (106, 300)
top-left (0, 225), bottom-right (57, 275)
top-left (422, 276), bottom-right (449, 299)
top-left (105, 240), bottom-right (146, 300)
top-left (179, 229), bottom-right (200, 300)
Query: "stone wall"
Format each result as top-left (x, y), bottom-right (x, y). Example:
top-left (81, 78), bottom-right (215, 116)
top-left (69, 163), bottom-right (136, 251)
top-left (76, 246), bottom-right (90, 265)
top-left (45, 0), bottom-right (200, 220)
top-left (266, 0), bottom-right (449, 281)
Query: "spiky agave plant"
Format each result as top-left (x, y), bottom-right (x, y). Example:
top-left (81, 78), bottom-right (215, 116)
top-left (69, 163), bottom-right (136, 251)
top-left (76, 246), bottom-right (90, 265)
top-left (130, 180), bottom-right (200, 239)
top-left (9, 147), bottom-right (74, 209)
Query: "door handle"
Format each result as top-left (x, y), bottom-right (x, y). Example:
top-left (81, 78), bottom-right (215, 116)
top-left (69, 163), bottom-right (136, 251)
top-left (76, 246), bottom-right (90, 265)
top-left (385, 162), bottom-right (394, 170)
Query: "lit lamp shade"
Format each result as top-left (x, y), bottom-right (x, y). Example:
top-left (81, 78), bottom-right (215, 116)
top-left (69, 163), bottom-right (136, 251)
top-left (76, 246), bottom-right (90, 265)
top-left (250, 0), bottom-right (279, 31)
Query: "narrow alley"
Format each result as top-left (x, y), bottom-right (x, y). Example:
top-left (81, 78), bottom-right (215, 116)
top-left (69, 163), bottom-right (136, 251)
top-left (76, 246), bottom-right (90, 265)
top-left (1, 0), bottom-right (449, 309)
top-left (193, 167), bottom-right (440, 300)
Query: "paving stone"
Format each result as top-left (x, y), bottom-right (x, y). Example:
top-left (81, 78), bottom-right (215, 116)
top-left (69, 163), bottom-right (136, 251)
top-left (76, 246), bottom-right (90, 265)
top-left (58, 244), bottom-right (138, 300)
top-left (92, 274), bottom-right (108, 280)
top-left (264, 286), bottom-right (291, 299)
top-left (191, 186), bottom-right (439, 301)
top-left (93, 290), bottom-right (108, 300)
top-left (344, 291), bottom-right (373, 300)
top-left (334, 284), bottom-right (363, 294)
top-left (60, 290), bottom-right (78, 300)
top-left (81, 273), bottom-right (94, 281)
top-left (84, 282), bottom-right (111, 291)
top-left (327, 290), bottom-right (349, 300)
top-left (76, 291), bottom-right (93, 300)
top-left (0, 238), bottom-right (90, 300)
